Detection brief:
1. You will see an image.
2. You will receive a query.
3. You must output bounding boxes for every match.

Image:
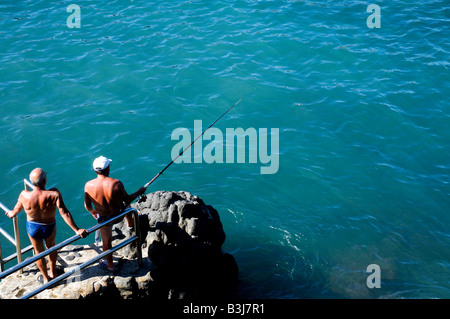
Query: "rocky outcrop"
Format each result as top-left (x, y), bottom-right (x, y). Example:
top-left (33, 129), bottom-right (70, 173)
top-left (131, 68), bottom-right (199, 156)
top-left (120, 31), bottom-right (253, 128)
top-left (0, 191), bottom-right (238, 299)
top-left (133, 191), bottom-right (239, 298)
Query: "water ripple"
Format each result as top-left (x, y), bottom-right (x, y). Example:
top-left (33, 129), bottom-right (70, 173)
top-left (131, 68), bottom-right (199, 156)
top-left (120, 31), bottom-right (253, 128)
top-left (1, 0), bottom-right (449, 299)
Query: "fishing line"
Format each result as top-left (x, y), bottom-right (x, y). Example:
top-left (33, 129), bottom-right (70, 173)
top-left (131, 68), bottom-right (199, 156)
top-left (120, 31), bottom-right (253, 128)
top-left (138, 99), bottom-right (241, 203)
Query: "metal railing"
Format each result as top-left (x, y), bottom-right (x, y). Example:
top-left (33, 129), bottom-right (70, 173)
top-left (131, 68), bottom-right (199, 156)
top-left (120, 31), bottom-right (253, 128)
top-left (0, 207), bottom-right (143, 299)
top-left (0, 179), bottom-right (36, 272)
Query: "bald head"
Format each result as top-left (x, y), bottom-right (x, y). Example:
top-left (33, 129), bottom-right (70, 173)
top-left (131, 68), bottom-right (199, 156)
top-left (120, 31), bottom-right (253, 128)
top-left (30, 168), bottom-right (47, 188)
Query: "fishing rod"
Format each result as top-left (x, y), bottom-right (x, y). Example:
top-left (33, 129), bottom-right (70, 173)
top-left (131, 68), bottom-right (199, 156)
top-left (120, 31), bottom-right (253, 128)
top-left (138, 99), bottom-right (241, 203)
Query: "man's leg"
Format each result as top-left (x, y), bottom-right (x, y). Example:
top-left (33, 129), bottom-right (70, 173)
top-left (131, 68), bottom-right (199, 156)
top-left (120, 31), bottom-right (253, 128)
top-left (125, 214), bottom-right (134, 228)
top-left (44, 226), bottom-right (57, 279)
top-left (100, 224), bottom-right (115, 270)
top-left (28, 235), bottom-right (51, 283)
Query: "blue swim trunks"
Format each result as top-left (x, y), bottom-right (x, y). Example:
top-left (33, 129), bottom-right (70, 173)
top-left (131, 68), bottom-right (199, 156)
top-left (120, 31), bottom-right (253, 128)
top-left (26, 220), bottom-right (56, 240)
top-left (97, 214), bottom-right (112, 224)
top-left (97, 214), bottom-right (124, 225)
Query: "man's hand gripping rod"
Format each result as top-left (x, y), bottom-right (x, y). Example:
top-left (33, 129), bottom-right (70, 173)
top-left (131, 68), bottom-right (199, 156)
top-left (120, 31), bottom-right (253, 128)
top-left (138, 99), bottom-right (241, 203)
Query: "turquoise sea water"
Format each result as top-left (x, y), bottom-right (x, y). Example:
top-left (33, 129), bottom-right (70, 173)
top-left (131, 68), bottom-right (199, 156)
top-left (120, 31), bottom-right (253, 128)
top-left (1, 1), bottom-right (449, 298)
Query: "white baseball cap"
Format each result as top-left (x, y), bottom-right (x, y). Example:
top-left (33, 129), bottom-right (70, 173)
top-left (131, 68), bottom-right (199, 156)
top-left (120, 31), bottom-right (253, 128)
top-left (93, 156), bottom-right (112, 172)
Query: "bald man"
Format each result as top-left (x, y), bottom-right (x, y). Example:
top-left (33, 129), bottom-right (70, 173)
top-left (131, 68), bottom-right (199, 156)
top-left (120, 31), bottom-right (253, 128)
top-left (6, 168), bottom-right (88, 284)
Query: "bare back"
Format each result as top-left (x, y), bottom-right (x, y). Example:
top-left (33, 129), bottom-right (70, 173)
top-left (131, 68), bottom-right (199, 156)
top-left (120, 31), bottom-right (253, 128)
top-left (84, 176), bottom-right (126, 217)
top-left (19, 189), bottom-right (59, 223)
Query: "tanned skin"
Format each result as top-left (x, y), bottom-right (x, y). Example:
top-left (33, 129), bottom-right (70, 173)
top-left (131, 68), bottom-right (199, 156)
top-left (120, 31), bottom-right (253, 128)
top-left (84, 166), bottom-right (145, 270)
top-left (6, 168), bottom-right (88, 283)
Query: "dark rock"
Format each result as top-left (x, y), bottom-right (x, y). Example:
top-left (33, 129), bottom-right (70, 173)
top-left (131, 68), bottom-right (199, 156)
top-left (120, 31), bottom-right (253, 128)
top-left (130, 190), bottom-right (239, 298)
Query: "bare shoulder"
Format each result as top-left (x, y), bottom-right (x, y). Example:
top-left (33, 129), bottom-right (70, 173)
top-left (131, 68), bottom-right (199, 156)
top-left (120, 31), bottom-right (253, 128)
top-left (110, 178), bottom-right (124, 191)
top-left (84, 179), bottom-right (96, 190)
top-left (47, 188), bottom-right (62, 199)
top-left (111, 177), bottom-right (122, 185)
top-left (18, 190), bottom-right (30, 201)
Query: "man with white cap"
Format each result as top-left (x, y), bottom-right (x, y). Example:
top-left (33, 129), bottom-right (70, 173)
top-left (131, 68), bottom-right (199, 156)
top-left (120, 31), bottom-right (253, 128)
top-left (84, 156), bottom-right (146, 271)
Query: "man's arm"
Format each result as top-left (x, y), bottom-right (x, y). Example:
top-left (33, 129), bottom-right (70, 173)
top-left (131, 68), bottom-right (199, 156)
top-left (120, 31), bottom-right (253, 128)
top-left (5, 192), bottom-right (25, 218)
top-left (84, 185), bottom-right (99, 220)
top-left (55, 190), bottom-right (88, 238)
top-left (116, 181), bottom-right (146, 206)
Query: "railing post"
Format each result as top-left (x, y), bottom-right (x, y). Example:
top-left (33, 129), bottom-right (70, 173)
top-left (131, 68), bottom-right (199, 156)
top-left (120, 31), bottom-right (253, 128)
top-left (0, 201), bottom-right (24, 274)
top-left (12, 216), bottom-right (23, 273)
top-left (133, 210), bottom-right (143, 267)
top-left (24, 179), bottom-right (34, 191)
top-left (0, 238), bottom-right (4, 272)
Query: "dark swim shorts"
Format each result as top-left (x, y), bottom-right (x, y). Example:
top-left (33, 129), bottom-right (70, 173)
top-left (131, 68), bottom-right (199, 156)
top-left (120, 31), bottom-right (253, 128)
top-left (26, 220), bottom-right (56, 240)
